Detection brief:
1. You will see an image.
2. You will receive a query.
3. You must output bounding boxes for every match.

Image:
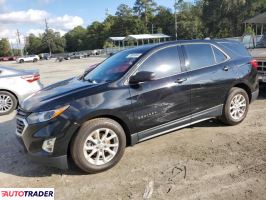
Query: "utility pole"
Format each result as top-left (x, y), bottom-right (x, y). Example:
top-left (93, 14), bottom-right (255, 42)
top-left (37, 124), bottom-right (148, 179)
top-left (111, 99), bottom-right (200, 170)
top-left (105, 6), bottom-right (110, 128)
top-left (152, 24), bottom-right (154, 34)
top-left (9, 41), bottom-right (14, 56)
top-left (174, 0), bottom-right (178, 40)
top-left (45, 18), bottom-right (52, 56)
top-left (16, 29), bottom-right (23, 56)
top-left (105, 8), bottom-right (109, 17)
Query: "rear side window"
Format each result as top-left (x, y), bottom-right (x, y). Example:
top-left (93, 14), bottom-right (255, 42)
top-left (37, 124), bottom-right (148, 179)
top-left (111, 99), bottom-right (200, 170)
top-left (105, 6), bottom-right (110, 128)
top-left (212, 46), bottom-right (227, 63)
top-left (183, 44), bottom-right (216, 70)
top-left (138, 46), bottom-right (181, 79)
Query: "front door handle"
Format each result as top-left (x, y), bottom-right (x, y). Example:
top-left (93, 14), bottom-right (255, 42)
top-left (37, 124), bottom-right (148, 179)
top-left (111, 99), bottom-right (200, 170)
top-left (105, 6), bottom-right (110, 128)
top-left (175, 78), bottom-right (187, 84)
top-left (223, 66), bottom-right (229, 71)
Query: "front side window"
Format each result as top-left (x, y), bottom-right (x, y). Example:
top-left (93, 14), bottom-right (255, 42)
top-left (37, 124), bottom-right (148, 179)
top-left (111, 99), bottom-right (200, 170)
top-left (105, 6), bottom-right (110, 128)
top-left (183, 44), bottom-right (216, 70)
top-left (137, 46), bottom-right (181, 79)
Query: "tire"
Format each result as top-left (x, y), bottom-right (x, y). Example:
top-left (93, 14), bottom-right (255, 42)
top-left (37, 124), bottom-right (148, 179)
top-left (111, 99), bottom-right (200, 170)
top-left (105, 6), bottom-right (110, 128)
top-left (33, 58), bottom-right (37, 62)
top-left (0, 91), bottom-right (18, 116)
top-left (220, 87), bottom-right (249, 126)
top-left (19, 59), bottom-right (24, 63)
top-left (71, 118), bottom-right (126, 173)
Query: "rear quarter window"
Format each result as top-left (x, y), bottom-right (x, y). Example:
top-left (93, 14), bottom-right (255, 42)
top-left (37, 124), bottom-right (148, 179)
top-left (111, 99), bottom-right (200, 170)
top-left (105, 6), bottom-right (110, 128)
top-left (212, 46), bottom-right (227, 63)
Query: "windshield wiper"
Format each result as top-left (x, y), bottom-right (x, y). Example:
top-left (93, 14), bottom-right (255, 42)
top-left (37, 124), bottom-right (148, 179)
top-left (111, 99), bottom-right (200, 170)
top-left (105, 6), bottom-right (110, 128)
top-left (84, 78), bottom-right (97, 84)
top-left (79, 71), bottom-right (87, 81)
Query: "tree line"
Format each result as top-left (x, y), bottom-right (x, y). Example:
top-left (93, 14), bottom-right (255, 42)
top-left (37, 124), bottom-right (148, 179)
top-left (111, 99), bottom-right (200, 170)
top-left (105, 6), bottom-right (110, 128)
top-left (0, 0), bottom-right (265, 56)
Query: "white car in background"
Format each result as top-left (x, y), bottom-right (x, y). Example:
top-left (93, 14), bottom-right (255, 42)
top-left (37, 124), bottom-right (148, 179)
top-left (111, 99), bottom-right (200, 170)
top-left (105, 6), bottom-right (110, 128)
top-left (16, 55), bottom-right (40, 63)
top-left (0, 66), bottom-right (43, 115)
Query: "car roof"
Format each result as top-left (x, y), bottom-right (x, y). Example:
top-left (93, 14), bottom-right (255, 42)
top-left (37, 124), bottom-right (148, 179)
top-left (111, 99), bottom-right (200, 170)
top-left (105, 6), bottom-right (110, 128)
top-left (117, 39), bottom-right (247, 59)
top-left (123, 39), bottom-right (224, 53)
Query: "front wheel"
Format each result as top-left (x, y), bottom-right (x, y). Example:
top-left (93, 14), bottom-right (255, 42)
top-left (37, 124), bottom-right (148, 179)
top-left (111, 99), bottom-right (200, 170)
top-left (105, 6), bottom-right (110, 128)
top-left (220, 87), bottom-right (249, 126)
top-left (71, 118), bottom-right (126, 173)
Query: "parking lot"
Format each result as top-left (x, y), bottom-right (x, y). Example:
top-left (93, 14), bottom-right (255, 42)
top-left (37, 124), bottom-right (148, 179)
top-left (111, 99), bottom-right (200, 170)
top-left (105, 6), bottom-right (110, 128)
top-left (0, 58), bottom-right (266, 200)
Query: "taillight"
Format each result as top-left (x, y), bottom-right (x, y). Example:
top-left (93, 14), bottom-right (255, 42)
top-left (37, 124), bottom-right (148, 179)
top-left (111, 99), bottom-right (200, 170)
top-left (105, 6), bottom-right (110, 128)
top-left (21, 74), bottom-right (40, 83)
top-left (250, 59), bottom-right (258, 70)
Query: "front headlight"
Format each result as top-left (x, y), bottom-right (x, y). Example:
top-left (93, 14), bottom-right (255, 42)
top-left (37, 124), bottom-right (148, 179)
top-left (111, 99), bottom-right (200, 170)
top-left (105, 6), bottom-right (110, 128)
top-left (27, 105), bottom-right (69, 124)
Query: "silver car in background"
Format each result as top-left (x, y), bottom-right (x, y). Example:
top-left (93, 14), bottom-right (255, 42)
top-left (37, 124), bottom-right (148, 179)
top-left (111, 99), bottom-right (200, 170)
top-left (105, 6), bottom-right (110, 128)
top-left (0, 66), bottom-right (43, 115)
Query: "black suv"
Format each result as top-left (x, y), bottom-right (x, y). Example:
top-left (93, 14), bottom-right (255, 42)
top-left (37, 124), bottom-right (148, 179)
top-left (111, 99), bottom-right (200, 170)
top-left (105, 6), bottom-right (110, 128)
top-left (16, 40), bottom-right (259, 173)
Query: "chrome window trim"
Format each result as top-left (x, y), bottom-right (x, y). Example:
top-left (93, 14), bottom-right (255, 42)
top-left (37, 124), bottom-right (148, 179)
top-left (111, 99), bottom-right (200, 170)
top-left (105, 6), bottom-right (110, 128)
top-left (181, 43), bottom-right (231, 72)
top-left (123, 42), bottom-right (231, 85)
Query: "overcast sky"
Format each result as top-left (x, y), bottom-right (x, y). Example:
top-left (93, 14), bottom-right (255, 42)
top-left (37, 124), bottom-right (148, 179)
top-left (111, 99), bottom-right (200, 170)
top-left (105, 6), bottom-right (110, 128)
top-left (0, 0), bottom-right (193, 47)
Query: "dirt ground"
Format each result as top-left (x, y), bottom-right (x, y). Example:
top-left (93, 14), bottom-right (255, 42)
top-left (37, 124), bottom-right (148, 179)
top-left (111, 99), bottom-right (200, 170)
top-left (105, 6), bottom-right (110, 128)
top-left (0, 58), bottom-right (266, 200)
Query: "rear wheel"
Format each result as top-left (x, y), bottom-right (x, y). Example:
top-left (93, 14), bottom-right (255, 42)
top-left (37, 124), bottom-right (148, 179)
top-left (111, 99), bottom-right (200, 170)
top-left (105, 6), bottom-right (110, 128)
top-left (19, 59), bottom-right (24, 63)
top-left (220, 87), bottom-right (249, 125)
top-left (71, 118), bottom-right (126, 173)
top-left (0, 91), bottom-right (17, 116)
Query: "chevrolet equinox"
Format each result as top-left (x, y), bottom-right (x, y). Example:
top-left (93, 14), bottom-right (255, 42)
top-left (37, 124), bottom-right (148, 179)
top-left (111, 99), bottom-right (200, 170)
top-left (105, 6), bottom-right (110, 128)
top-left (16, 40), bottom-right (259, 173)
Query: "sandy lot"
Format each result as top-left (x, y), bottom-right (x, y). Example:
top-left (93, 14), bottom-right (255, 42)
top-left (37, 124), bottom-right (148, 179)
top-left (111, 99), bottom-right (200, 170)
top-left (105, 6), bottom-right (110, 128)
top-left (0, 58), bottom-right (266, 200)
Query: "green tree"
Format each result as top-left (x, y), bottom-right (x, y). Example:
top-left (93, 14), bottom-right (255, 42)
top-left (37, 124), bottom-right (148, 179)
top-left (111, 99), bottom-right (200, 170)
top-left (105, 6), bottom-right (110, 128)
top-left (153, 6), bottom-right (175, 35)
top-left (65, 26), bottom-right (87, 52)
top-left (133, 0), bottom-right (157, 27)
top-left (42, 29), bottom-right (66, 53)
top-left (202, 0), bottom-right (266, 38)
top-left (86, 21), bottom-right (105, 49)
top-left (25, 34), bottom-right (42, 54)
top-left (175, 1), bottom-right (204, 39)
top-left (116, 4), bottom-right (133, 17)
top-left (0, 38), bottom-right (11, 57)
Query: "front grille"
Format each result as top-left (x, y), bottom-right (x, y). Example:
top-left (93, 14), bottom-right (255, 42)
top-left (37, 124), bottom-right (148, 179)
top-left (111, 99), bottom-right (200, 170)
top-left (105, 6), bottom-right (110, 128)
top-left (16, 118), bottom-right (25, 135)
top-left (16, 107), bottom-right (29, 136)
top-left (257, 61), bottom-right (266, 74)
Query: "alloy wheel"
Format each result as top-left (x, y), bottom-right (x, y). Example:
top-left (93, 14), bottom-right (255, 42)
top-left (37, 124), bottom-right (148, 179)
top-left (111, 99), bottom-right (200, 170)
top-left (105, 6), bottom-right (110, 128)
top-left (229, 94), bottom-right (247, 121)
top-left (83, 128), bottom-right (119, 166)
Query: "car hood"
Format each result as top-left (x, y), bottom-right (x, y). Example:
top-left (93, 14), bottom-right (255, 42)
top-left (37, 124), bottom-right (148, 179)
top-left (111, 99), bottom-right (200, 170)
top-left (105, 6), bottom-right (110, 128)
top-left (21, 77), bottom-right (103, 112)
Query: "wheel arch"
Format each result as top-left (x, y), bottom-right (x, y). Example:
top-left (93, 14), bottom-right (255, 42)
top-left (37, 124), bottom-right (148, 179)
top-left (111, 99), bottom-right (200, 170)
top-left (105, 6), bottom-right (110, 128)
top-left (90, 114), bottom-right (132, 146)
top-left (67, 114), bottom-right (133, 158)
top-left (232, 83), bottom-right (252, 103)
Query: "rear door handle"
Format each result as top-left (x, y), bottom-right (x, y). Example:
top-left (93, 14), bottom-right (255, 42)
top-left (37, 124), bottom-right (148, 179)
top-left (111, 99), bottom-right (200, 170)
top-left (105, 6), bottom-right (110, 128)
top-left (175, 78), bottom-right (187, 84)
top-left (223, 66), bottom-right (229, 71)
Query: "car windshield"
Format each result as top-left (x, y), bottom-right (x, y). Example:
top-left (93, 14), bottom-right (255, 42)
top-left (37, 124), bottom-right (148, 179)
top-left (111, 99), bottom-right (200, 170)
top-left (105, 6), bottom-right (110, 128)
top-left (84, 47), bottom-right (151, 83)
top-left (255, 33), bottom-right (266, 48)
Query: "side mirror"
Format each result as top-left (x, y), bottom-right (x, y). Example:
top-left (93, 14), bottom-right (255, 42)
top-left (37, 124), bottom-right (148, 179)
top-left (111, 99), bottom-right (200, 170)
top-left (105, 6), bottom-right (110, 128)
top-left (129, 71), bottom-right (156, 84)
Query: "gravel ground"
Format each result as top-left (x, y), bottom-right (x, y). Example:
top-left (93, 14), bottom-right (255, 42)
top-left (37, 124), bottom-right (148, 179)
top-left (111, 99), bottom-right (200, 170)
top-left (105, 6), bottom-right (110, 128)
top-left (0, 58), bottom-right (265, 200)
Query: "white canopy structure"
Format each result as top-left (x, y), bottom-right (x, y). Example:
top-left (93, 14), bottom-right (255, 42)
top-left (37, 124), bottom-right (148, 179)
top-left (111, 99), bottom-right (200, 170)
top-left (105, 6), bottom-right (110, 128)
top-left (109, 37), bottom-right (126, 41)
top-left (124, 34), bottom-right (170, 41)
top-left (108, 34), bottom-right (171, 47)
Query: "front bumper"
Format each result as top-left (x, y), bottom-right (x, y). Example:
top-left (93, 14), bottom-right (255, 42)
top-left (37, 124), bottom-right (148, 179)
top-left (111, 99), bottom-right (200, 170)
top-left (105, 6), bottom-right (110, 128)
top-left (30, 153), bottom-right (68, 170)
top-left (16, 109), bottom-right (80, 170)
top-left (16, 136), bottom-right (68, 169)
top-left (251, 89), bottom-right (259, 103)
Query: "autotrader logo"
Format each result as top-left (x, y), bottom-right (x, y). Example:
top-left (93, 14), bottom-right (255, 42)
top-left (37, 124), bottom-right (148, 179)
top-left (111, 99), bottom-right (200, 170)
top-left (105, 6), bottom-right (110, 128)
top-left (0, 188), bottom-right (54, 200)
